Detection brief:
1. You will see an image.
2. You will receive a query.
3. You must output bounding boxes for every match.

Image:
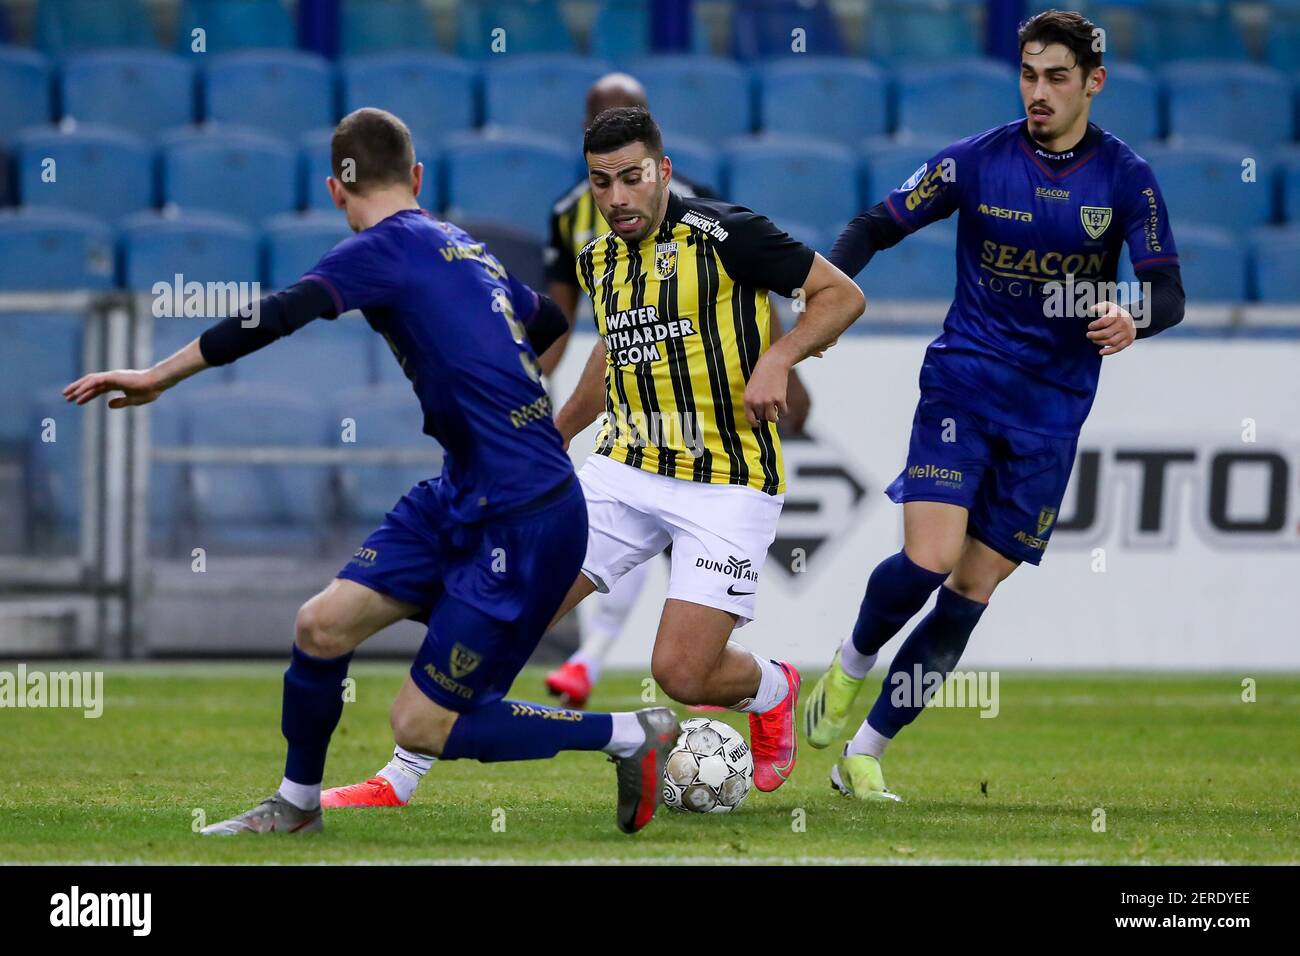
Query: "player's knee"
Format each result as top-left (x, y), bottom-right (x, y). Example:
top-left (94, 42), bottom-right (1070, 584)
top-left (652, 659), bottom-right (710, 705)
top-left (294, 599), bottom-right (352, 660)
top-left (904, 542), bottom-right (960, 576)
top-left (944, 571), bottom-right (999, 605)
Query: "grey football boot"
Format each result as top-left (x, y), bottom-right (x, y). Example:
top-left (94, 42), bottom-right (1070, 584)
top-left (200, 792), bottom-right (323, 835)
top-left (613, 707), bottom-right (680, 834)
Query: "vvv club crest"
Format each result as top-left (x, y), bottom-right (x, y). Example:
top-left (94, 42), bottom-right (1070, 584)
top-left (1036, 506), bottom-right (1058, 537)
top-left (1080, 205), bottom-right (1112, 240)
top-left (449, 643), bottom-right (482, 679)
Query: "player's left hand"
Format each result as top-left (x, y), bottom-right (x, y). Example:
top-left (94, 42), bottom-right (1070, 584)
top-left (743, 351), bottom-right (790, 427)
top-left (1086, 302), bottom-right (1136, 356)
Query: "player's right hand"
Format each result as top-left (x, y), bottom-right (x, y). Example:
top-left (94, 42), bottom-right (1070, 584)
top-left (63, 369), bottom-right (165, 408)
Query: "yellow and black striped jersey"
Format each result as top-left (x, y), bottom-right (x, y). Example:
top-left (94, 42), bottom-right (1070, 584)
top-left (575, 192), bottom-right (814, 496)
top-left (546, 173), bottom-right (714, 288)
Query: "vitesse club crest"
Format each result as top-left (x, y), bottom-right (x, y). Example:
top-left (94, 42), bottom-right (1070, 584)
top-left (1036, 507), bottom-right (1058, 537)
top-left (654, 241), bottom-right (679, 280)
top-left (1079, 205), bottom-right (1112, 240)
top-left (449, 642), bottom-right (482, 679)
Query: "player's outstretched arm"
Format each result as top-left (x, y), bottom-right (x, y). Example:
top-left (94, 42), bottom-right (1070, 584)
top-left (742, 254), bottom-right (864, 427)
top-left (63, 338), bottom-right (209, 408)
top-left (554, 339), bottom-right (608, 449)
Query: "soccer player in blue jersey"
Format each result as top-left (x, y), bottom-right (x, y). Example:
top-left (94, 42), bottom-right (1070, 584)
top-left (64, 108), bottom-right (680, 835)
top-left (801, 10), bottom-right (1186, 800)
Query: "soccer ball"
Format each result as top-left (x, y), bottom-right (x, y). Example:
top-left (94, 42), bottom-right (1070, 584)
top-left (661, 717), bottom-right (753, 813)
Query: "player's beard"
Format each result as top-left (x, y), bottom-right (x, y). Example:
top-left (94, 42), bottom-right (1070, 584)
top-left (614, 187), bottom-right (665, 245)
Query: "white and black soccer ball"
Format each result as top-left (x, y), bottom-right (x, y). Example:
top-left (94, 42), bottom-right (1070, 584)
top-left (661, 717), bottom-right (753, 813)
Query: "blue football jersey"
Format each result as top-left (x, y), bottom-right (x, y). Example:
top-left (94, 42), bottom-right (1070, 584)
top-left (305, 209), bottom-right (574, 523)
top-left (884, 120), bottom-right (1179, 436)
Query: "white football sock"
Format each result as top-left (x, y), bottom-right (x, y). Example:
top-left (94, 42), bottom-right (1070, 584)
top-left (377, 745), bottom-right (434, 803)
top-left (602, 711), bottom-right (646, 758)
top-left (278, 777), bottom-right (321, 811)
top-left (846, 720), bottom-right (891, 759)
top-left (731, 653), bottom-right (789, 714)
top-left (838, 636), bottom-right (877, 680)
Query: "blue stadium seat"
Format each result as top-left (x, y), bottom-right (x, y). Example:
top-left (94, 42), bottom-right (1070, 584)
top-left (299, 127), bottom-right (436, 211)
top-left (726, 136), bottom-right (859, 236)
top-left (36, 0), bottom-right (155, 55)
top-left (1250, 226), bottom-right (1300, 301)
top-left (120, 210), bottom-right (259, 291)
top-left (855, 227), bottom-right (957, 301)
top-left (0, 208), bottom-right (114, 291)
top-left (1169, 225), bottom-right (1245, 301)
top-left (859, 133), bottom-right (958, 202)
top-left (631, 56), bottom-right (753, 142)
top-left (0, 315), bottom-right (82, 446)
top-left (483, 55), bottom-right (609, 141)
top-left (334, 384), bottom-right (438, 529)
top-left (1136, 0), bottom-right (1248, 65)
top-left (758, 58), bottom-right (889, 147)
top-left (591, 0), bottom-right (649, 61)
top-left (444, 130), bottom-right (573, 240)
top-left (1265, 1), bottom-right (1300, 70)
top-left (0, 47), bottom-right (53, 139)
top-left (176, 0), bottom-right (295, 55)
top-left (1090, 62), bottom-right (1161, 146)
top-left (663, 135), bottom-right (723, 195)
top-left (1140, 141), bottom-right (1272, 232)
top-left (263, 211), bottom-right (352, 289)
top-left (231, 313), bottom-right (376, 398)
top-left (340, 0), bottom-right (438, 55)
top-left (1162, 61), bottom-right (1293, 150)
top-left (867, 0), bottom-right (981, 64)
top-left (456, 0), bottom-right (574, 59)
top-left (27, 385), bottom-right (86, 550)
top-left (1281, 148), bottom-right (1300, 224)
top-left (160, 125), bottom-right (298, 224)
top-left (730, 0), bottom-right (845, 61)
top-left (177, 384), bottom-right (333, 554)
top-left (15, 125), bottom-right (154, 223)
top-left (341, 53), bottom-right (478, 149)
top-left (895, 58), bottom-right (1019, 139)
top-left (60, 51), bottom-right (196, 139)
top-left (203, 50), bottom-right (336, 141)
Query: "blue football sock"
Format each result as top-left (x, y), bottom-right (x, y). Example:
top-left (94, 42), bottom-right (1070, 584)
top-left (441, 700), bottom-right (614, 762)
top-left (281, 644), bottom-right (352, 786)
top-left (866, 585), bottom-right (987, 738)
top-left (851, 550), bottom-right (949, 656)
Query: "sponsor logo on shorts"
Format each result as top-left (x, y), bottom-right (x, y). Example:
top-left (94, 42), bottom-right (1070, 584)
top-left (422, 663), bottom-right (473, 700)
top-left (907, 463), bottom-right (964, 488)
top-left (450, 643), bottom-right (482, 679)
top-left (1013, 529), bottom-right (1050, 551)
top-left (696, 554), bottom-right (759, 585)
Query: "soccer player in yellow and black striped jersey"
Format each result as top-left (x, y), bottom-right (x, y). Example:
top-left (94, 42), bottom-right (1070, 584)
top-left (547, 106), bottom-right (865, 792)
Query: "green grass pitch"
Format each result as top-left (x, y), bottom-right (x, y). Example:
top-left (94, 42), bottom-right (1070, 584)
top-left (2, 664), bottom-right (1297, 864)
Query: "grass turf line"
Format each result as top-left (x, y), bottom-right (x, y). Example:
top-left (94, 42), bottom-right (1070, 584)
top-left (1, 665), bottom-right (1297, 864)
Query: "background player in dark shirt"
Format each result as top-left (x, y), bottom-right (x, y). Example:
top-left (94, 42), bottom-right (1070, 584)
top-left (802, 10), bottom-right (1187, 801)
top-left (64, 108), bottom-right (679, 836)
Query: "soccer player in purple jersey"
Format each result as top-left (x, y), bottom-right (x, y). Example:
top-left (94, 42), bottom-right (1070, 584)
top-left (64, 109), bottom-right (680, 835)
top-left (801, 10), bottom-right (1186, 800)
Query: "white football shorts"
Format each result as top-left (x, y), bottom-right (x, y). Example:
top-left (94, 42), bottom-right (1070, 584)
top-left (576, 453), bottom-right (784, 627)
